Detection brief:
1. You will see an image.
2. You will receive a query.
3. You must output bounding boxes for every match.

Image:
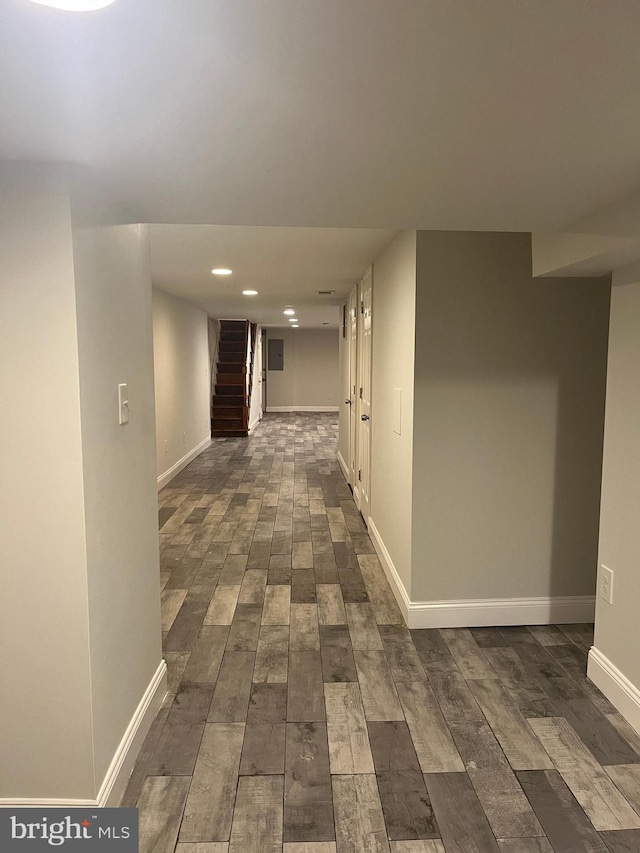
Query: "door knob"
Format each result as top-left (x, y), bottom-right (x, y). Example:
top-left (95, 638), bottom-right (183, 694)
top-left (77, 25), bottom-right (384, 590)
top-left (361, 414), bottom-right (370, 421)
top-left (345, 399), bottom-right (351, 405)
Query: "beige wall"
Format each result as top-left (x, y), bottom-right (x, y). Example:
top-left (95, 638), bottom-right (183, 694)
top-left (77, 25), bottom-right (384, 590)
top-left (0, 164), bottom-right (95, 799)
top-left (369, 231), bottom-right (417, 595)
top-left (265, 327), bottom-right (339, 411)
top-left (594, 280), bottom-right (640, 695)
top-left (412, 231), bottom-right (610, 602)
top-left (73, 221), bottom-right (163, 788)
top-left (0, 163), bottom-right (164, 802)
top-left (152, 287), bottom-right (211, 480)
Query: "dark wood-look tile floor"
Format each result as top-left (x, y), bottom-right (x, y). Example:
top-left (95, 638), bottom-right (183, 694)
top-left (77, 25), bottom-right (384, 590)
top-left (126, 414), bottom-right (640, 853)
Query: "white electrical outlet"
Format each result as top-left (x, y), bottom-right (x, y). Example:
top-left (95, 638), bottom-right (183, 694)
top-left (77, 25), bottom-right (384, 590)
top-left (600, 565), bottom-right (614, 604)
top-left (164, 439), bottom-right (168, 454)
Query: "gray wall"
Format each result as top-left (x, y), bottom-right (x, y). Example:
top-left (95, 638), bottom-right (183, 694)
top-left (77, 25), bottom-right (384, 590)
top-left (73, 221), bottom-right (163, 788)
top-left (595, 279), bottom-right (640, 692)
top-left (369, 231), bottom-right (417, 594)
top-left (411, 231), bottom-right (610, 602)
top-left (265, 327), bottom-right (339, 410)
top-left (153, 287), bottom-right (211, 480)
top-left (0, 164), bottom-right (95, 798)
top-left (0, 164), bottom-right (164, 801)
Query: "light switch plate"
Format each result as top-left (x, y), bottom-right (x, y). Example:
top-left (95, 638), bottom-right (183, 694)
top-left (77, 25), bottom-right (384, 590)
top-left (118, 383), bottom-right (129, 425)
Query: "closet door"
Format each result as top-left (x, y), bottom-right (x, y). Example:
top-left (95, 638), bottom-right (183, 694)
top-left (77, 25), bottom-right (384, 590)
top-left (356, 267), bottom-right (372, 524)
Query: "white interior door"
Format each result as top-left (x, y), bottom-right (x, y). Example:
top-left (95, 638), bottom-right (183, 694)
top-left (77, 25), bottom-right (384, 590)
top-left (348, 287), bottom-right (358, 489)
top-left (356, 268), bottom-right (372, 523)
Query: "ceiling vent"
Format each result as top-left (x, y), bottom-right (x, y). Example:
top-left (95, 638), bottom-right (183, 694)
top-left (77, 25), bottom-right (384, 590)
top-left (316, 289), bottom-right (336, 295)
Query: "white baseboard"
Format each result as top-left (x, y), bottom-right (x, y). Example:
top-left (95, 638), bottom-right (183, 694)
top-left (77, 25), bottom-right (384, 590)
top-left (368, 517), bottom-right (596, 630)
top-left (368, 519), bottom-right (411, 624)
top-left (337, 450), bottom-right (350, 483)
top-left (98, 659), bottom-right (167, 807)
top-left (588, 647), bottom-right (640, 736)
top-left (0, 660), bottom-right (167, 809)
top-left (157, 436), bottom-right (211, 491)
top-left (266, 406), bottom-right (339, 413)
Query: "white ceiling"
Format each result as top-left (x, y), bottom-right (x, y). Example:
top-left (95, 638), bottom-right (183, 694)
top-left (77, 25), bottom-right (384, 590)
top-left (149, 225), bottom-right (394, 326)
top-left (3, 0), bottom-right (640, 234)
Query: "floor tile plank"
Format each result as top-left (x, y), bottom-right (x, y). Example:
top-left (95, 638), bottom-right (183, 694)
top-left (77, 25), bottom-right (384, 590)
top-left (208, 651), bottom-right (255, 722)
top-left (254, 624), bottom-right (290, 683)
top-left (517, 770), bottom-right (610, 853)
top-left (317, 584), bottom-right (347, 625)
top-left (332, 774), bottom-right (390, 852)
top-left (284, 722), bottom-right (335, 843)
top-left (423, 772), bottom-right (500, 852)
top-left (368, 720), bottom-right (439, 840)
top-left (290, 603), bottom-right (320, 650)
top-left (288, 650), bottom-right (326, 721)
top-left (229, 774), bottom-right (283, 853)
top-left (325, 682), bottom-right (374, 774)
top-left (528, 717), bottom-right (640, 830)
top-left (138, 776), bottom-right (191, 853)
top-left (354, 650), bottom-right (405, 722)
top-left (262, 584), bottom-right (292, 625)
top-left (179, 723), bottom-right (244, 842)
top-left (319, 625), bottom-right (359, 683)
top-left (467, 680), bottom-right (554, 771)
top-left (396, 681), bottom-right (464, 772)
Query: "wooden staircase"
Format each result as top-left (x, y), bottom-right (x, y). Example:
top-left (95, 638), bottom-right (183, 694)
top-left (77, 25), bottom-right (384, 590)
top-left (211, 320), bottom-right (257, 438)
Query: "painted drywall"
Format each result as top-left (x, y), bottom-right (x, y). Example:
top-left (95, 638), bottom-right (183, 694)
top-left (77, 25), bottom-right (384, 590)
top-left (369, 232), bottom-right (417, 595)
top-left (594, 279), bottom-right (640, 696)
top-left (152, 287), bottom-right (211, 481)
top-left (411, 231), bottom-right (610, 602)
top-left (265, 328), bottom-right (339, 411)
top-left (0, 164), bottom-right (95, 798)
top-left (72, 220), bottom-right (163, 789)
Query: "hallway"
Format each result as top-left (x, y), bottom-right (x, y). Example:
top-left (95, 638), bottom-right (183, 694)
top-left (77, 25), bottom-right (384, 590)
top-left (125, 414), bottom-right (640, 853)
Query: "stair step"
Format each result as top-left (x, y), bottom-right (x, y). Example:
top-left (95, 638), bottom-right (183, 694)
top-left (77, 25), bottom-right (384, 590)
top-left (216, 383), bottom-right (244, 395)
top-left (213, 395), bottom-right (247, 407)
top-left (212, 428), bottom-right (248, 438)
top-left (219, 341), bottom-right (246, 353)
top-left (221, 331), bottom-right (246, 342)
top-left (217, 373), bottom-right (246, 385)
top-left (212, 407), bottom-right (244, 418)
top-left (218, 362), bottom-right (245, 373)
top-left (218, 353), bottom-right (245, 364)
top-left (212, 416), bottom-right (244, 429)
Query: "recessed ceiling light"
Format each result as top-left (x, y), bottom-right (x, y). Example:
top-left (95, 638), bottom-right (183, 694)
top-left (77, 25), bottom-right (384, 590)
top-left (211, 268), bottom-right (232, 276)
top-left (288, 318), bottom-right (298, 322)
top-left (29, 0), bottom-right (117, 9)
top-left (242, 290), bottom-right (258, 296)
top-left (292, 324), bottom-right (299, 328)
top-left (283, 309), bottom-right (296, 316)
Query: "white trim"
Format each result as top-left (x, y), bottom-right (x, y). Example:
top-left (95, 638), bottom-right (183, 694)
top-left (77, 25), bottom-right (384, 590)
top-left (337, 450), bottom-right (350, 483)
top-left (368, 517), bottom-right (596, 630)
top-left (266, 406), bottom-right (339, 413)
top-left (0, 660), bottom-right (167, 809)
top-left (588, 647), bottom-right (640, 736)
top-left (368, 518), bottom-right (411, 623)
top-left (248, 411), bottom-right (262, 433)
top-left (157, 436), bottom-right (211, 491)
top-left (97, 659), bottom-right (167, 807)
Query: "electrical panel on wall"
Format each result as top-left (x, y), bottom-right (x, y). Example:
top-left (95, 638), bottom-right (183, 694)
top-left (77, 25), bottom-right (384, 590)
top-left (268, 339), bottom-right (284, 370)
